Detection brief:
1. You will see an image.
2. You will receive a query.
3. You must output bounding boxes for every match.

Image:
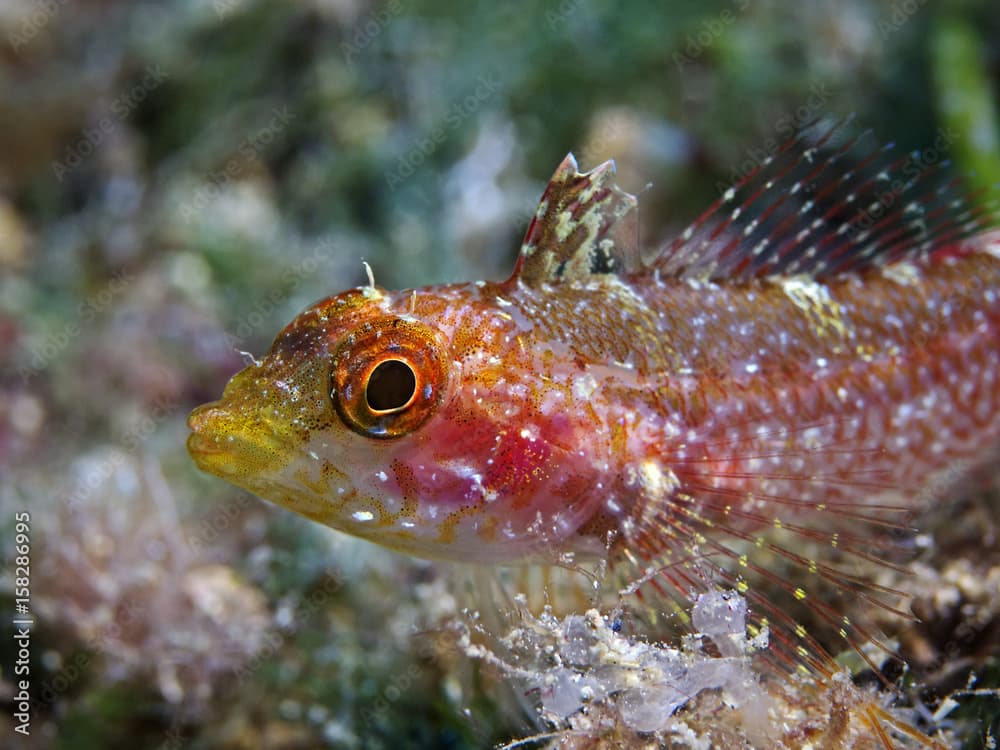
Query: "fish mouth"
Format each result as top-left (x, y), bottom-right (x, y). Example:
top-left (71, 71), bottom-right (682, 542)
top-left (187, 402), bottom-right (289, 481)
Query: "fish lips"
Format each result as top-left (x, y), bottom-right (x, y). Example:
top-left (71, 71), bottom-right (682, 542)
top-left (186, 402), bottom-right (289, 481)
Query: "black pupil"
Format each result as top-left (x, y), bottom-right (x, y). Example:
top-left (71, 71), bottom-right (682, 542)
top-left (366, 360), bottom-right (417, 412)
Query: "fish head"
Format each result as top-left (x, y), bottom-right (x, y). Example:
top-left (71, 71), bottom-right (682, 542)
top-left (187, 154), bottom-right (648, 563)
top-left (189, 281), bottom-right (606, 563)
top-left (187, 284), bottom-right (464, 548)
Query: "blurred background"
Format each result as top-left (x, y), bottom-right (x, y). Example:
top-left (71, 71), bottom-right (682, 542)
top-left (1, 1), bottom-right (999, 748)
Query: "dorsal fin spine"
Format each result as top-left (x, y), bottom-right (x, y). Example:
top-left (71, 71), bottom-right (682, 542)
top-left (760, 135), bottom-right (885, 276)
top-left (711, 125), bottom-right (864, 279)
top-left (655, 116), bottom-right (998, 282)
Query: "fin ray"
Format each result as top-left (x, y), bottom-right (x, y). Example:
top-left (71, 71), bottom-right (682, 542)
top-left (656, 118), bottom-right (998, 281)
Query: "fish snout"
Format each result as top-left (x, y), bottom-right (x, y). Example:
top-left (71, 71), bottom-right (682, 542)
top-left (187, 403), bottom-right (238, 475)
top-left (186, 399), bottom-right (288, 480)
top-left (187, 402), bottom-right (228, 452)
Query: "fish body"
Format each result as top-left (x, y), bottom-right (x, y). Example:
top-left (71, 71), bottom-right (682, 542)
top-left (189, 123), bottom-right (1000, 680)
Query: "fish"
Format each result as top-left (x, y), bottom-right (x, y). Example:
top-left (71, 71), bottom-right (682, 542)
top-left (188, 120), bottom-right (1000, 743)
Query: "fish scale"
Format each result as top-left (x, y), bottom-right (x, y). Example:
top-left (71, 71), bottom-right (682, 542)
top-left (188, 121), bottom-right (1000, 747)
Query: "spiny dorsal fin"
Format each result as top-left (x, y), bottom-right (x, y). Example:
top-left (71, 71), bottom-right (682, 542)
top-left (657, 118), bottom-right (998, 282)
top-left (510, 154), bottom-right (640, 286)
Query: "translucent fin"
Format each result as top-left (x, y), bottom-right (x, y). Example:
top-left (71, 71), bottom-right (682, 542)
top-left (613, 415), bottom-right (931, 691)
top-left (657, 118), bottom-right (999, 282)
top-left (509, 154), bottom-right (640, 286)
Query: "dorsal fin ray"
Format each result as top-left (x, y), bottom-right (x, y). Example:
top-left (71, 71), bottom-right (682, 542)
top-left (666, 118), bottom-right (853, 280)
top-left (509, 154), bottom-right (640, 287)
top-left (657, 118), bottom-right (999, 282)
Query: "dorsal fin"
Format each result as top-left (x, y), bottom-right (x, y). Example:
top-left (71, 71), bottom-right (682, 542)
top-left (657, 118), bottom-right (998, 282)
top-left (509, 154), bottom-right (640, 286)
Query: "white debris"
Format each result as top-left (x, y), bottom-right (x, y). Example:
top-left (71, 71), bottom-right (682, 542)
top-left (478, 591), bottom-right (770, 736)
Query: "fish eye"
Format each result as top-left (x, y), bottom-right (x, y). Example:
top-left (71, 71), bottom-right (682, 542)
top-left (366, 359), bottom-right (417, 412)
top-left (332, 318), bottom-right (448, 439)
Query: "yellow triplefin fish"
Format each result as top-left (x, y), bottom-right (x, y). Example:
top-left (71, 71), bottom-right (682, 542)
top-left (189, 121), bottom-right (1000, 746)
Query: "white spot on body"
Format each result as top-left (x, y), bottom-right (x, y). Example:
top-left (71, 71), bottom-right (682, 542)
top-left (573, 374), bottom-right (598, 400)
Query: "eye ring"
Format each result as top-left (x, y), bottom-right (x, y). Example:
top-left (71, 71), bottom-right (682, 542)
top-left (331, 318), bottom-right (448, 439)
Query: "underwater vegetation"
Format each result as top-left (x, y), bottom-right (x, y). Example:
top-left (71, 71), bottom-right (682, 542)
top-left (2, 1), bottom-right (999, 748)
